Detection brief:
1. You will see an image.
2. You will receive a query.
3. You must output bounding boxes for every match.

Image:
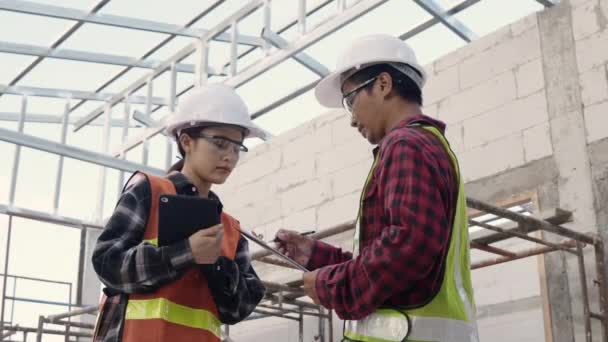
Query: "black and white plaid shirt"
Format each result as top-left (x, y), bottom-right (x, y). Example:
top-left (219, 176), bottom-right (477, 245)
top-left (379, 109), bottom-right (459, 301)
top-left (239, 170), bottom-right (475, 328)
top-left (92, 172), bottom-right (265, 342)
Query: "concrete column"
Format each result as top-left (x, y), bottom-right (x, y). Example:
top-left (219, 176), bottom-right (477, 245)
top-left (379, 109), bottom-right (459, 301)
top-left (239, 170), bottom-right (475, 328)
top-left (538, 1), bottom-right (599, 340)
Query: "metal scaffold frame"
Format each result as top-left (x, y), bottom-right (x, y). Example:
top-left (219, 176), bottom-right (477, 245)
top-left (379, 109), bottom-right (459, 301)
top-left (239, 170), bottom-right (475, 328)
top-left (21, 196), bottom-right (607, 342)
top-left (0, 0), bottom-right (569, 341)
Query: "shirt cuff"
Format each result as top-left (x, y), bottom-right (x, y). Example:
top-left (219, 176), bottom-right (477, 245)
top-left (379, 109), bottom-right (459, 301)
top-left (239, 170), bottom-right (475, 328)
top-left (307, 240), bottom-right (338, 270)
top-left (162, 239), bottom-right (195, 272)
top-left (210, 256), bottom-right (239, 296)
top-left (314, 265), bottom-right (335, 310)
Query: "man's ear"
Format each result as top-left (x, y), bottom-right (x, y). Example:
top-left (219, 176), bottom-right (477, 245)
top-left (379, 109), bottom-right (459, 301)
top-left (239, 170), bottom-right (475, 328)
top-left (378, 72), bottom-right (393, 97)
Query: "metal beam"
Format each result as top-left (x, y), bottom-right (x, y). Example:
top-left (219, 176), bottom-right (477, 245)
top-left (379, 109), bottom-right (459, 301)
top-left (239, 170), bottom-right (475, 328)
top-left (0, 204), bottom-right (102, 229)
top-left (0, 0), bottom-right (111, 100)
top-left (0, 126), bottom-right (164, 175)
top-left (132, 110), bottom-right (167, 136)
top-left (0, 0), bottom-right (264, 46)
top-left (261, 29), bottom-right (329, 77)
top-left (0, 41), bottom-right (215, 74)
top-left (251, 79), bottom-right (318, 119)
top-left (73, 0), bottom-right (263, 132)
top-left (400, 0), bottom-right (480, 41)
top-left (0, 84), bottom-right (168, 105)
top-left (224, 0), bottom-right (388, 88)
top-left (413, 0), bottom-right (477, 42)
top-left (67, 0), bottom-right (224, 122)
top-left (0, 112), bottom-right (138, 127)
top-left (111, 123), bottom-right (166, 157)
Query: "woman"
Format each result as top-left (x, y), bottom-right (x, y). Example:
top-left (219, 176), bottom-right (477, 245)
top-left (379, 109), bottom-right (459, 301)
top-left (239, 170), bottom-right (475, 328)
top-left (92, 84), bottom-right (267, 342)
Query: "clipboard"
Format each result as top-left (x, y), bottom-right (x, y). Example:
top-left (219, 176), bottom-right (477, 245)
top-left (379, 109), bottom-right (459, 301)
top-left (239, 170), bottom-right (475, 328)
top-left (158, 194), bottom-right (221, 246)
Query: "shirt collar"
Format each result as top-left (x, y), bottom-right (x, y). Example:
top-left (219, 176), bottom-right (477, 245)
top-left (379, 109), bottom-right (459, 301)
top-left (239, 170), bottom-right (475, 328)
top-left (166, 171), bottom-right (222, 206)
top-left (372, 114), bottom-right (447, 156)
top-left (391, 114), bottom-right (446, 134)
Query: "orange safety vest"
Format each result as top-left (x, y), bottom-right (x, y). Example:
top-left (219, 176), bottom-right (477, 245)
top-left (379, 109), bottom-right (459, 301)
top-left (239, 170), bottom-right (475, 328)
top-left (120, 173), bottom-right (241, 342)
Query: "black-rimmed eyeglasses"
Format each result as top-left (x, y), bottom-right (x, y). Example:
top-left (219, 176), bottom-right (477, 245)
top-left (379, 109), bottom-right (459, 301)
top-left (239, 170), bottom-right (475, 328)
top-left (341, 76), bottom-right (377, 115)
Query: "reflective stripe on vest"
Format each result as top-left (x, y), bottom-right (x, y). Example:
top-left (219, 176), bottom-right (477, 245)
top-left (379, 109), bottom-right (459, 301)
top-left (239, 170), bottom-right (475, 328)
top-left (120, 173), bottom-right (240, 342)
top-left (126, 298), bottom-right (221, 339)
top-left (344, 309), bottom-right (409, 342)
top-left (345, 125), bottom-right (479, 342)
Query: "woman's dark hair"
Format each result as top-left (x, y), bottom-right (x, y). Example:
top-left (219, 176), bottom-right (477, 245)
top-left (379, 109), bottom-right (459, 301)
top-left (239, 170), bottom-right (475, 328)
top-left (346, 63), bottom-right (423, 105)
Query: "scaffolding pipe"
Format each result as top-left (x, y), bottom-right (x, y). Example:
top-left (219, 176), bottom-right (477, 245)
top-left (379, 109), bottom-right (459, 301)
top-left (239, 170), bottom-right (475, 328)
top-left (46, 306), bottom-right (98, 322)
top-left (470, 241), bottom-right (516, 257)
top-left (594, 240), bottom-right (608, 342)
top-left (467, 197), bottom-right (595, 244)
top-left (469, 219), bottom-right (578, 255)
top-left (471, 240), bottom-right (577, 269)
top-left (262, 281), bottom-right (305, 296)
top-left (256, 304), bottom-right (330, 319)
top-left (577, 242), bottom-right (592, 342)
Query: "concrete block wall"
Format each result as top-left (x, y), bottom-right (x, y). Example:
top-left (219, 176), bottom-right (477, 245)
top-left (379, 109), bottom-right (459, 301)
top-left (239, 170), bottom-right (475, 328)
top-left (210, 1), bottom-right (608, 341)
top-left (571, 0), bottom-right (608, 143)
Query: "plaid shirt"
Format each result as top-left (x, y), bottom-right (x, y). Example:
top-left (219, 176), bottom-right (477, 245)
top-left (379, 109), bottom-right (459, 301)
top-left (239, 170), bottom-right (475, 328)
top-left (307, 115), bottom-right (458, 320)
top-left (92, 172), bottom-right (265, 341)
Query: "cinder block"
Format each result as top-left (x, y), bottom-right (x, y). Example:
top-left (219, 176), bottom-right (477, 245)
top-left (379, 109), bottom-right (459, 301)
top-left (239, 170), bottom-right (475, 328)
top-left (571, 0), bottom-right (604, 41)
top-left (233, 148), bottom-right (282, 186)
top-left (277, 157), bottom-right (315, 191)
top-left (425, 65), bottom-right (460, 104)
top-left (423, 102), bottom-right (439, 118)
top-left (477, 308), bottom-right (545, 342)
top-left (314, 108), bottom-right (347, 129)
top-left (438, 72), bottom-right (518, 125)
top-left (576, 28), bottom-right (608, 73)
top-left (523, 122), bottom-right (554, 162)
top-left (584, 100), bottom-right (608, 143)
top-left (471, 253), bottom-right (540, 306)
top-left (459, 133), bottom-right (525, 182)
top-left (515, 58), bottom-right (545, 98)
top-left (331, 159), bottom-right (373, 197)
top-left (256, 197), bottom-right (283, 226)
top-left (445, 122), bottom-right (464, 153)
top-left (282, 208), bottom-right (317, 233)
top-left (227, 177), bottom-right (278, 209)
top-left (280, 178), bottom-right (331, 216)
top-left (317, 137), bottom-right (373, 176)
top-left (463, 90), bottom-right (548, 148)
top-left (331, 114), bottom-right (359, 146)
top-left (317, 192), bottom-right (360, 230)
top-left (459, 28), bottom-right (541, 89)
top-left (511, 12), bottom-right (539, 37)
top-left (434, 25), bottom-right (512, 73)
top-left (282, 123), bottom-right (332, 166)
top-left (579, 65), bottom-right (608, 107)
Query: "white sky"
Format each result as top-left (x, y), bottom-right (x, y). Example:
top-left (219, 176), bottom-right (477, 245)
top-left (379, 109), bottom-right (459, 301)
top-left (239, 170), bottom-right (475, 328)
top-left (0, 0), bottom-right (544, 338)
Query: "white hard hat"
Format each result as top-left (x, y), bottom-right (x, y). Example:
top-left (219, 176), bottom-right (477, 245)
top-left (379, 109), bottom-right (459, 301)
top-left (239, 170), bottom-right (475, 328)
top-left (166, 84), bottom-right (271, 140)
top-left (315, 34), bottom-right (427, 108)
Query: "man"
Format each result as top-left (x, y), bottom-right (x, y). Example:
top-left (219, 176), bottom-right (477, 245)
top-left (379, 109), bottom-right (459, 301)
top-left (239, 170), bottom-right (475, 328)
top-left (276, 34), bottom-right (479, 341)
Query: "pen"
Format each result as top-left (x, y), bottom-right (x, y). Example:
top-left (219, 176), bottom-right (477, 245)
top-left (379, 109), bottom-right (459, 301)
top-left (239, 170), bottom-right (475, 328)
top-left (271, 230), bottom-right (315, 243)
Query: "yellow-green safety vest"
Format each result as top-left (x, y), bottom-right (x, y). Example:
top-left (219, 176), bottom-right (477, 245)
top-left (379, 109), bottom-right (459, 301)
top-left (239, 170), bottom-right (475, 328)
top-left (345, 125), bottom-right (479, 342)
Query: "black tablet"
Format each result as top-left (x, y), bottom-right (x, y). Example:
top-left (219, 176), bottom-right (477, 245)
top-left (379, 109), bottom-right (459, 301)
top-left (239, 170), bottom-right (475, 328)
top-left (157, 194), bottom-right (221, 246)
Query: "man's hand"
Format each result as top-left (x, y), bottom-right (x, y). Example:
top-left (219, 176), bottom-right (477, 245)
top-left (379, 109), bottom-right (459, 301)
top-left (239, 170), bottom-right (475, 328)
top-left (275, 229), bottom-right (314, 267)
top-left (302, 269), bottom-right (321, 305)
top-left (188, 224), bottom-right (223, 264)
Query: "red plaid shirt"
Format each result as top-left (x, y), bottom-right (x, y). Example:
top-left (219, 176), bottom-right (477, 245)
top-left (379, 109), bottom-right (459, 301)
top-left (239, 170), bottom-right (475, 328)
top-left (307, 114), bottom-right (458, 320)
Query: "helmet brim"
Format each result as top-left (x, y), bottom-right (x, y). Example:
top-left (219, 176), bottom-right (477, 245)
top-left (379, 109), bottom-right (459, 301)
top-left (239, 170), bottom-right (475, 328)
top-left (314, 60), bottom-right (427, 108)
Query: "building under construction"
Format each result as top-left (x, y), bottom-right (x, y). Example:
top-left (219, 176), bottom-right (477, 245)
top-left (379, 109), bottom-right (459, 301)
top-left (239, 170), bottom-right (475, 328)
top-left (0, 0), bottom-right (607, 341)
